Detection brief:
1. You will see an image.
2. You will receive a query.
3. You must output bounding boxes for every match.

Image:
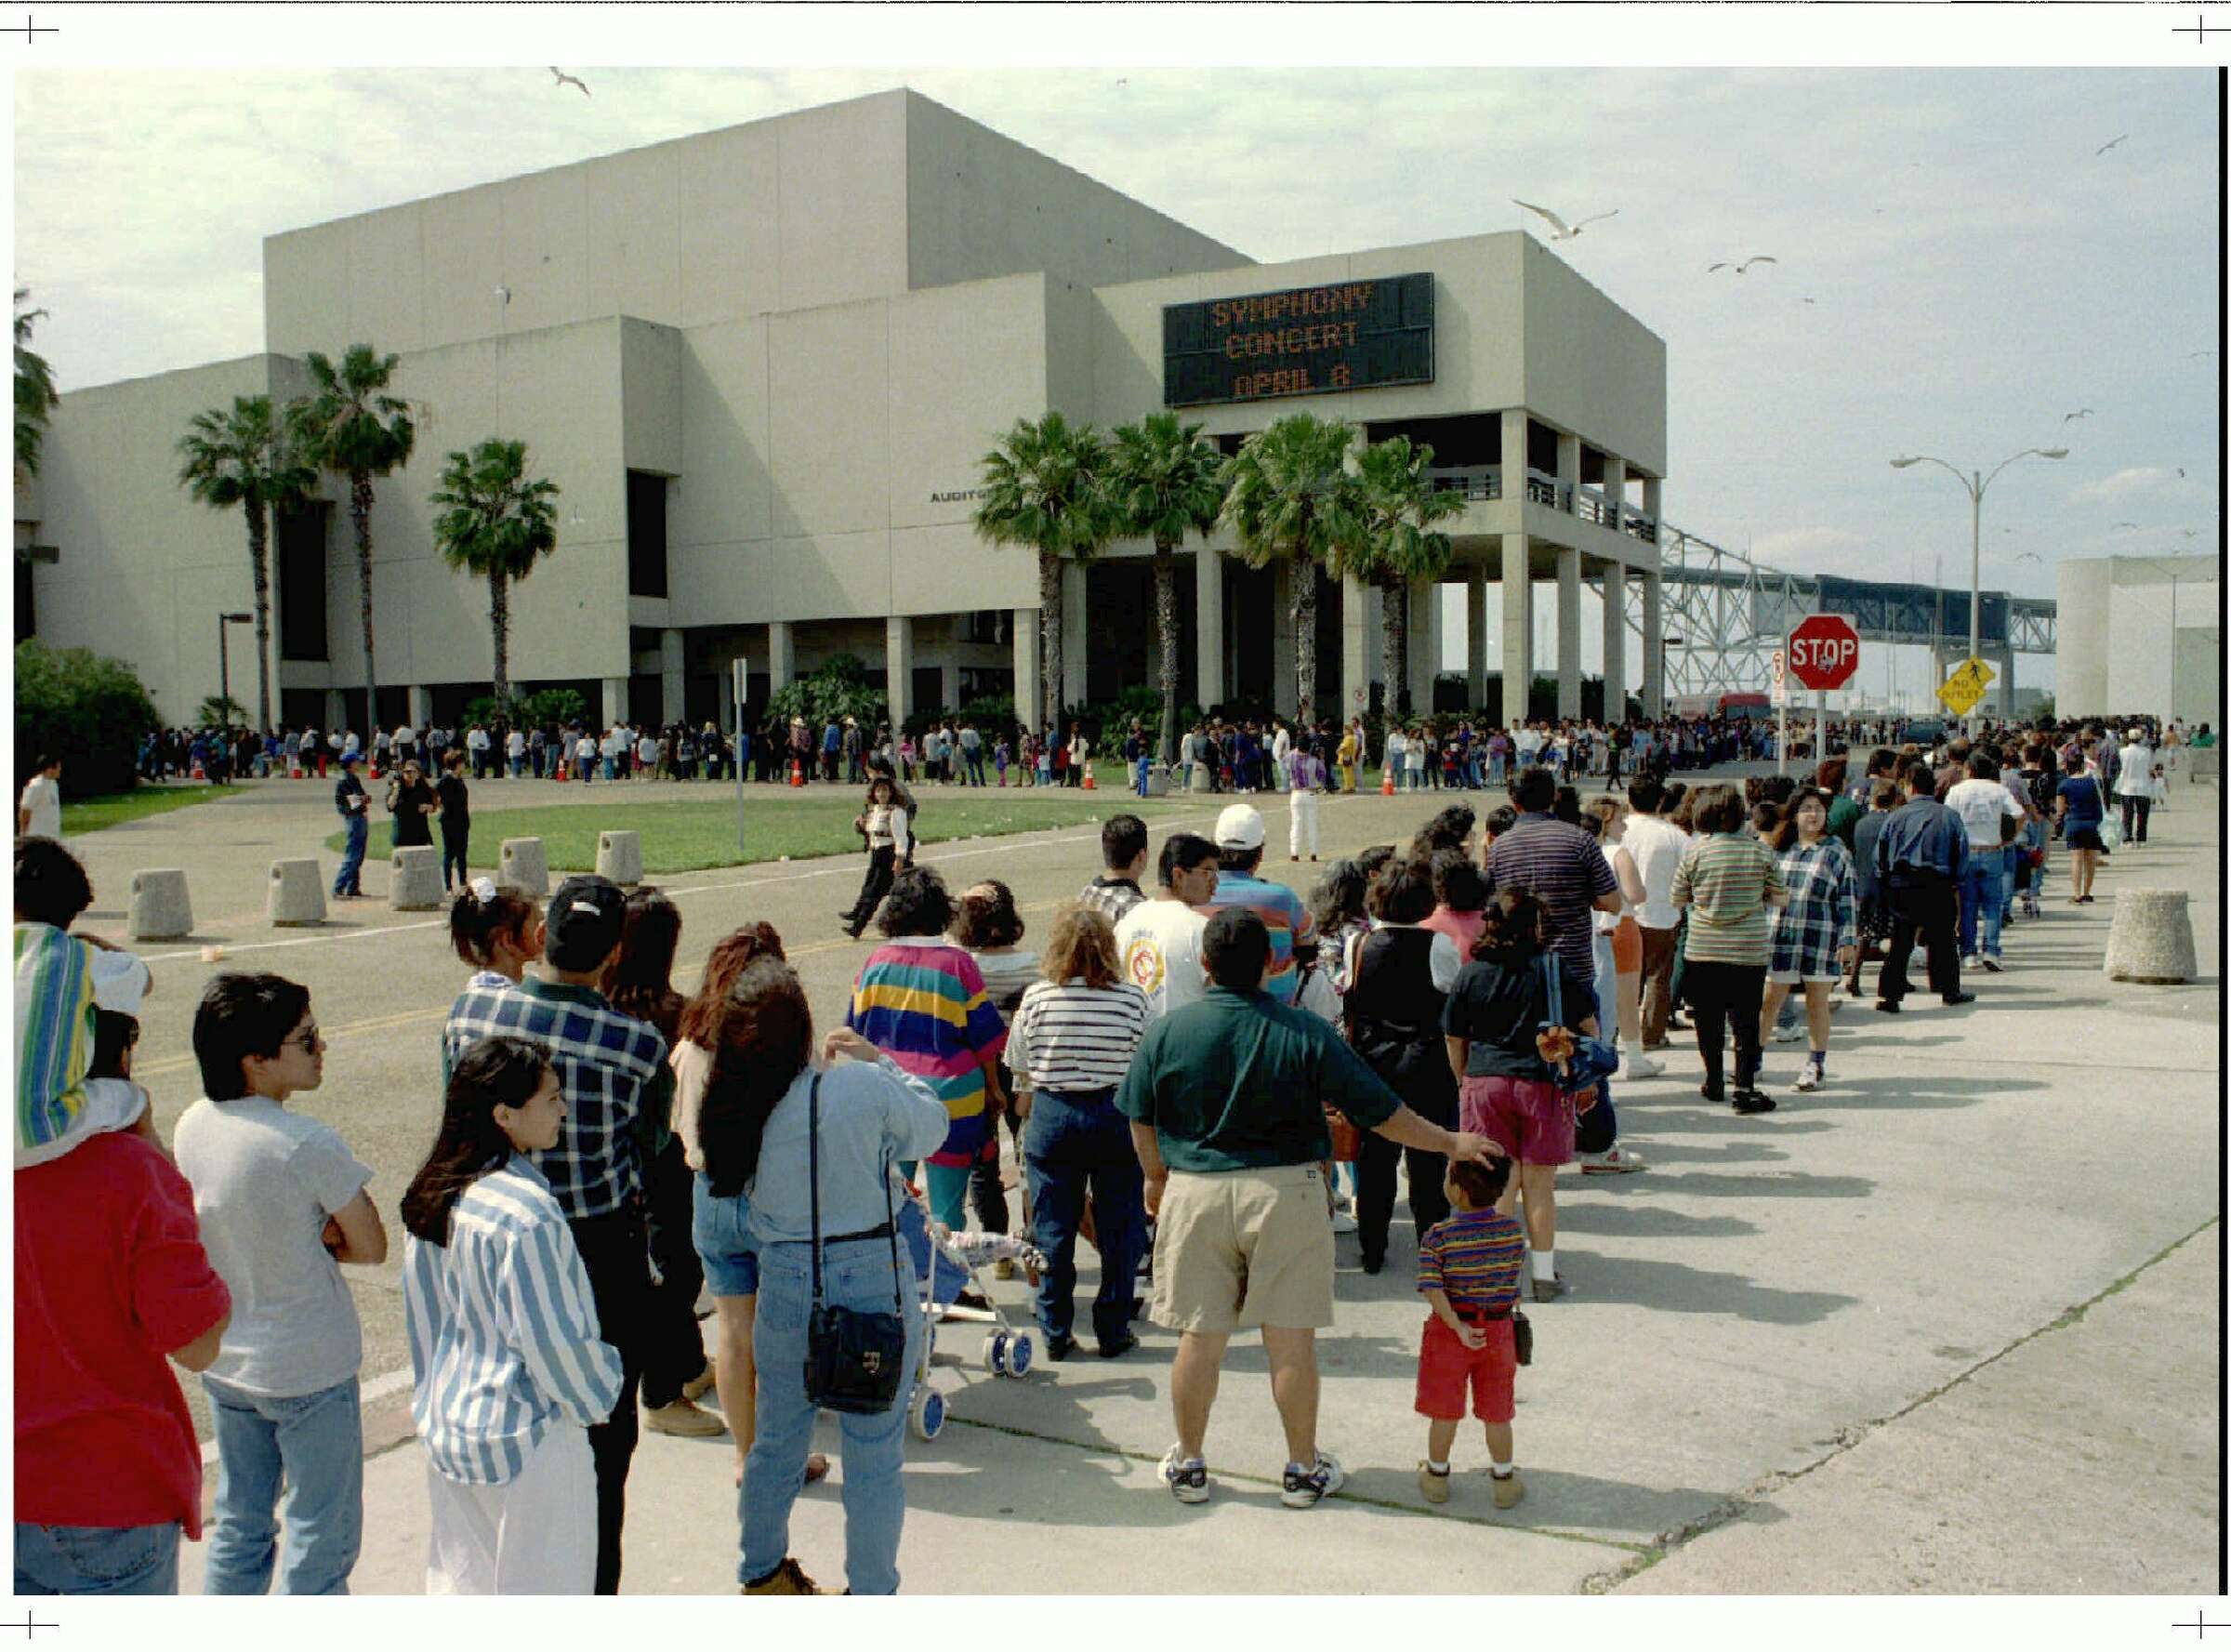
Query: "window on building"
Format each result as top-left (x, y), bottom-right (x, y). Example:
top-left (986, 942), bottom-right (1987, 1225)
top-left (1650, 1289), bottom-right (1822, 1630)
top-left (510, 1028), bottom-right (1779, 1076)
top-left (277, 503), bottom-right (330, 662)
top-left (627, 471), bottom-right (669, 599)
top-left (14, 555), bottom-right (34, 644)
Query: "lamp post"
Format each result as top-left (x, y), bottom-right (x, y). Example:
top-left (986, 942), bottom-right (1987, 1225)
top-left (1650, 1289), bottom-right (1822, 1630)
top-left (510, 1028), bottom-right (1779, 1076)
top-left (1890, 445), bottom-right (2067, 732)
top-left (218, 612), bottom-right (254, 724)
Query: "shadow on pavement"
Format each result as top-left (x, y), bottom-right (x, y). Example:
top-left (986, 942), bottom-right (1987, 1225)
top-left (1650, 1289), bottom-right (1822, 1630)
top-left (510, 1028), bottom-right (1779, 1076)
top-left (1553, 1203), bottom-right (1762, 1241)
top-left (1633, 1170), bottom-right (1872, 1200)
top-left (1554, 1251), bottom-right (1860, 1324)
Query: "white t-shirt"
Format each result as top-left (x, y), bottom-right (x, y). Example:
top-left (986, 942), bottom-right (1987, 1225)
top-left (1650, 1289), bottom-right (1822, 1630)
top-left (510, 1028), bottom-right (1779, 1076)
top-left (394, 724), bottom-right (418, 747)
top-left (172, 1094), bottom-right (371, 1398)
top-left (18, 774), bottom-right (61, 839)
top-left (1623, 813), bottom-right (1693, 930)
top-left (468, 727), bottom-right (490, 753)
top-left (1115, 898), bottom-right (1209, 1023)
top-left (507, 731), bottom-right (526, 757)
top-left (1945, 778), bottom-right (2025, 852)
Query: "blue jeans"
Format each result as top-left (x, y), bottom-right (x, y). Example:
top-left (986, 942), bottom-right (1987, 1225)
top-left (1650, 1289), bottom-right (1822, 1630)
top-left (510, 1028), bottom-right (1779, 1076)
top-left (1023, 1090), bottom-right (1146, 1346)
top-left (200, 1374), bottom-right (362, 1595)
top-left (1134, 758), bottom-right (1151, 798)
top-left (14, 1522), bottom-right (180, 1594)
top-left (967, 754), bottom-right (986, 786)
top-left (691, 1172), bottom-right (760, 1298)
top-left (1959, 850), bottom-right (2007, 959)
top-left (741, 1240), bottom-right (919, 1594)
top-left (333, 815), bottom-right (366, 894)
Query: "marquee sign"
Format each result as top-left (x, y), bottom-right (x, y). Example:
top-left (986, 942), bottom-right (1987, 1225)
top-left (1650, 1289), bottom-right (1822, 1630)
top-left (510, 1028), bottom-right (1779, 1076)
top-left (1162, 272), bottom-right (1434, 408)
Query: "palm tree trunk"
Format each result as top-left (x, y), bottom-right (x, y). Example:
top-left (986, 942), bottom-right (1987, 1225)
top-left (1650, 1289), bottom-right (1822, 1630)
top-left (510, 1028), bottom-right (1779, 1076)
top-left (1154, 542), bottom-right (1180, 765)
top-left (489, 567), bottom-right (510, 706)
top-left (1039, 549), bottom-right (1064, 734)
top-left (246, 499), bottom-right (274, 732)
top-left (1291, 557), bottom-right (1318, 722)
top-left (1381, 576), bottom-right (1409, 720)
top-left (350, 470), bottom-right (377, 713)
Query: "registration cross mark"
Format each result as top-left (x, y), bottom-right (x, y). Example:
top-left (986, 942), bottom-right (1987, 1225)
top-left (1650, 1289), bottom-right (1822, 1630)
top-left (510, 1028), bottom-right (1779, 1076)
top-left (0, 1614), bottom-right (59, 1639)
top-left (3, 13), bottom-right (57, 42)
top-left (2173, 1607), bottom-right (2227, 1638)
top-left (2170, 10), bottom-right (2220, 41)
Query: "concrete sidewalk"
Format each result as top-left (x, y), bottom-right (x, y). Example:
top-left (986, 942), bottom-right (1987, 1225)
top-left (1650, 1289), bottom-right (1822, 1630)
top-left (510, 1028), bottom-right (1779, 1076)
top-left (111, 769), bottom-right (2219, 1595)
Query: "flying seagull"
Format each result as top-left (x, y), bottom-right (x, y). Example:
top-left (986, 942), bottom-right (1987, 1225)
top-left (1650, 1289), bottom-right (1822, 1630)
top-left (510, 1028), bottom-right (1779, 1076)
top-left (1707, 256), bottom-right (1778, 274)
top-left (2094, 133), bottom-right (2129, 156)
top-left (2112, 522), bottom-right (2140, 530)
top-left (550, 67), bottom-right (590, 97)
top-left (2061, 409), bottom-right (2093, 423)
top-left (1512, 200), bottom-right (1619, 241)
top-left (2014, 552), bottom-right (2043, 565)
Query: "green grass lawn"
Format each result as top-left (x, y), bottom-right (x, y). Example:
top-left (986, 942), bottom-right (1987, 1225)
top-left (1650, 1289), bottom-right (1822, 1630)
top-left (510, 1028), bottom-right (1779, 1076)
top-left (59, 785), bottom-right (230, 835)
top-left (323, 792), bottom-right (1201, 875)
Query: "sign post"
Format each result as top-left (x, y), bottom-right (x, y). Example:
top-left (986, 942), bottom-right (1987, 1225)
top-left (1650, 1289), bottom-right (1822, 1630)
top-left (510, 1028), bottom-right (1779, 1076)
top-left (732, 657), bottom-right (749, 858)
top-left (1771, 648), bottom-right (1789, 776)
top-left (1786, 615), bottom-right (1863, 776)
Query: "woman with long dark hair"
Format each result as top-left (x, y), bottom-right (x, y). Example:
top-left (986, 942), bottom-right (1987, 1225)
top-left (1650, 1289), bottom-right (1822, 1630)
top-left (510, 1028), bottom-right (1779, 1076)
top-left (1671, 786), bottom-right (1789, 1114)
top-left (695, 959), bottom-right (949, 1594)
top-left (602, 889), bottom-right (721, 1442)
top-left (402, 1036), bottom-right (621, 1594)
top-left (1759, 789), bottom-right (1856, 1095)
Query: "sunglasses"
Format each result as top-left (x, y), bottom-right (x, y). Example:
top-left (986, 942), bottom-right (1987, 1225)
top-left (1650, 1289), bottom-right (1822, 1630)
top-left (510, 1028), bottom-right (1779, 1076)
top-left (284, 1024), bottom-right (323, 1052)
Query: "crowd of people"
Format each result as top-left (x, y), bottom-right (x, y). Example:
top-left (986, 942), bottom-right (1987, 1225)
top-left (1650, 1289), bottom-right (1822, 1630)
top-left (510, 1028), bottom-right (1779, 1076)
top-left (11, 706), bottom-right (2202, 1596)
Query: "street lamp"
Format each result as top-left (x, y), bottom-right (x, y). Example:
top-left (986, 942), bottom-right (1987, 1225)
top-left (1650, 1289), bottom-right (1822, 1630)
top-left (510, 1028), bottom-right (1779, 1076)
top-left (218, 612), bottom-right (254, 724)
top-left (1890, 445), bottom-right (2067, 729)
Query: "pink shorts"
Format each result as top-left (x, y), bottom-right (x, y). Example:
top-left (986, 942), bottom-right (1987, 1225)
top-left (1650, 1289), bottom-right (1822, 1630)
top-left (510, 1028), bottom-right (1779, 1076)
top-left (1459, 1074), bottom-right (1575, 1167)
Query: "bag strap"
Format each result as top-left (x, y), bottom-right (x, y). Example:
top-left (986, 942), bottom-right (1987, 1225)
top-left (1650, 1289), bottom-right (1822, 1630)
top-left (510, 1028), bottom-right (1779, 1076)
top-left (1538, 952), bottom-right (1564, 1031)
top-left (808, 1073), bottom-right (825, 1306)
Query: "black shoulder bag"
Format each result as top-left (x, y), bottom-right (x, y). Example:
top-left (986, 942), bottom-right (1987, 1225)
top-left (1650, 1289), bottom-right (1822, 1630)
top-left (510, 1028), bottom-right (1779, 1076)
top-left (801, 1074), bottom-right (911, 1415)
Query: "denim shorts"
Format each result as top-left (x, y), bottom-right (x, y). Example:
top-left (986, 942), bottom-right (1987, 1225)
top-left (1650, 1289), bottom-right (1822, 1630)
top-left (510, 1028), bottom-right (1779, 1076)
top-left (692, 1172), bottom-right (759, 1297)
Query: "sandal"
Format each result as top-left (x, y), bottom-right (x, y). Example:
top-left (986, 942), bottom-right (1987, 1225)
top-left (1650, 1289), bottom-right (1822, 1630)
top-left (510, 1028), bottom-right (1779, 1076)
top-left (733, 1450), bottom-right (833, 1489)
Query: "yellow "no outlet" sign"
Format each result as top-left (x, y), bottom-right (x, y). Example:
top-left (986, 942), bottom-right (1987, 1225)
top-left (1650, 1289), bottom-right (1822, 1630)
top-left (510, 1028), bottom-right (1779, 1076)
top-left (1935, 654), bottom-right (1996, 716)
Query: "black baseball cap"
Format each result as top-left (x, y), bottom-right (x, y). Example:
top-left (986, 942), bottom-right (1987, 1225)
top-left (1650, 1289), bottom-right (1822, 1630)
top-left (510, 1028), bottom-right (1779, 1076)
top-left (545, 875), bottom-right (627, 971)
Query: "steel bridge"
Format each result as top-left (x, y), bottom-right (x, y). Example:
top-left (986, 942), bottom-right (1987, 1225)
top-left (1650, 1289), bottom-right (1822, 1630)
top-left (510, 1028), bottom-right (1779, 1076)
top-left (1619, 524), bottom-right (2057, 708)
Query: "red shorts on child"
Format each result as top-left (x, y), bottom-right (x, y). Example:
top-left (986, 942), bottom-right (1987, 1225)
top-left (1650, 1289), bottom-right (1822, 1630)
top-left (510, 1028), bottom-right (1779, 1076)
top-left (1414, 1313), bottom-right (1517, 1423)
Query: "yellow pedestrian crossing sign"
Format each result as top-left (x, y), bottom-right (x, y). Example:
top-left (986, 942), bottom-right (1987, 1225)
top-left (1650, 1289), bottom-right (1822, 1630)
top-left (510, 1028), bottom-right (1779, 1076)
top-left (1935, 655), bottom-right (1995, 716)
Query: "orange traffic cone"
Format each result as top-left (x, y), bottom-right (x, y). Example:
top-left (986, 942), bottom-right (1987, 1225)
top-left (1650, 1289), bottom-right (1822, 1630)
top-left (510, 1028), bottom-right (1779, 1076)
top-left (191, 761), bottom-right (206, 781)
top-left (555, 760), bottom-right (568, 782)
top-left (1081, 762), bottom-right (1096, 791)
top-left (1380, 769), bottom-right (1394, 797)
top-left (788, 759), bottom-right (804, 787)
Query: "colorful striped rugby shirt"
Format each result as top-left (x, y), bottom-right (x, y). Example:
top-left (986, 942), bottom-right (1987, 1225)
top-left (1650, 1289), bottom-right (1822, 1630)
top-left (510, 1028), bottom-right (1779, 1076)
top-left (846, 938), bottom-right (1009, 1167)
top-left (403, 1156), bottom-right (623, 1486)
top-left (1417, 1207), bottom-right (1526, 1315)
top-left (1199, 870), bottom-right (1318, 1007)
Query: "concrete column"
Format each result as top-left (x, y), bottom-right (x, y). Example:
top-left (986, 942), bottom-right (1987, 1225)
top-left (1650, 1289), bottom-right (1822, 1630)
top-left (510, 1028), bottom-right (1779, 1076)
top-left (1195, 549), bottom-right (1225, 710)
top-left (1270, 560), bottom-right (1296, 717)
top-left (717, 661), bottom-right (736, 730)
top-left (1342, 574), bottom-right (1373, 722)
top-left (1643, 475), bottom-right (1664, 541)
top-left (1062, 562), bottom-right (1089, 712)
top-left (1407, 582), bottom-right (1440, 715)
top-left (1600, 562), bottom-right (1627, 721)
top-left (1013, 608), bottom-right (1042, 733)
top-left (1499, 408), bottom-right (1528, 501)
top-left (659, 628), bottom-right (685, 725)
top-left (1642, 572), bottom-right (1665, 719)
top-left (1466, 568), bottom-right (1490, 709)
top-left (325, 690), bottom-right (348, 737)
top-left (768, 621), bottom-right (795, 693)
top-left (1999, 646), bottom-right (2016, 719)
top-left (1603, 456), bottom-right (1628, 533)
top-left (408, 685), bottom-right (433, 727)
top-left (601, 677), bottom-right (627, 728)
top-left (939, 658), bottom-right (960, 714)
top-left (1555, 546), bottom-right (1583, 720)
top-left (1499, 535), bottom-right (1532, 728)
top-left (1556, 431), bottom-right (1581, 515)
top-left (885, 615), bottom-right (914, 733)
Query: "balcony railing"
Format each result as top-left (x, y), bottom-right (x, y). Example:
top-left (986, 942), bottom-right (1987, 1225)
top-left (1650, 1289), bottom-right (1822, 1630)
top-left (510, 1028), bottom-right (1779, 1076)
top-left (1525, 469), bottom-right (1570, 510)
top-left (1425, 465), bottom-right (1502, 503)
top-left (1624, 513), bottom-right (1659, 545)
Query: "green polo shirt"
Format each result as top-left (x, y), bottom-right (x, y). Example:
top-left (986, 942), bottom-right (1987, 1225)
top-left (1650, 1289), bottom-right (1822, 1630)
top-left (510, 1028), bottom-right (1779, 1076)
top-left (1116, 986), bottom-right (1402, 1174)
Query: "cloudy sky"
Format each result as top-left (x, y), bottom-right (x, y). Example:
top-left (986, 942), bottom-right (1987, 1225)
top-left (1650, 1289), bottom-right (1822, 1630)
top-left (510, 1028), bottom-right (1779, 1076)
top-left (14, 57), bottom-right (2222, 701)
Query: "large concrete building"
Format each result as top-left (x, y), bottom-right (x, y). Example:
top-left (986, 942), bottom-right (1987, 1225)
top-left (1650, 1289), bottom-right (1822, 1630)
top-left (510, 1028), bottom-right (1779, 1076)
top-left (20, 88), bottom-right (1670, 735)
top-left (2054, 553), bottom-right (2220, 728)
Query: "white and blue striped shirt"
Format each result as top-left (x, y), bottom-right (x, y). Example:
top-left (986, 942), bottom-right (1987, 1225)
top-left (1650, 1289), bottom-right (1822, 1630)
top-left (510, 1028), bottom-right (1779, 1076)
top-left (402, 1155), bottom-right (623, 1486)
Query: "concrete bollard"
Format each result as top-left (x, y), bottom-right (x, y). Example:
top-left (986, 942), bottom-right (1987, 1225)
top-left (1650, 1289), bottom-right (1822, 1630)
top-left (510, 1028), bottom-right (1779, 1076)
top-left (267, 859), bottom-right (327, 927)
top-left (499, 838), bottom-right (549, 898)
top-left (1187, 761), bottom-right (1216, 795)
top-left (389, 846), bottom-right (444, 912)
top-left (1145, 763), bottom-right (1173, 799)
top-left (2103, 888), bottom-right (2198, 985)
top-left (596, 829), bottom-right (643, 888)
top-left (126, 869), bottom-right (194, 942)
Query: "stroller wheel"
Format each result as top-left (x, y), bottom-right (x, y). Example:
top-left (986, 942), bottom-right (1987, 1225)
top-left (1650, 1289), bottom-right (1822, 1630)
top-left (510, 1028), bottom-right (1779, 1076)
top-left (909, 1386), bottom-right (946, 1441)
top-left (984, 1332), bottom-right (1009, 1376)
top-left (1006, 1333), bottom-right (1034, 1378)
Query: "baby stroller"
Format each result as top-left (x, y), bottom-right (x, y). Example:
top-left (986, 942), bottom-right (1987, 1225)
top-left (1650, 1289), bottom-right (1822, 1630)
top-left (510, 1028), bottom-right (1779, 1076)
top-left (894, 1193), bottom-right (1045, 1441)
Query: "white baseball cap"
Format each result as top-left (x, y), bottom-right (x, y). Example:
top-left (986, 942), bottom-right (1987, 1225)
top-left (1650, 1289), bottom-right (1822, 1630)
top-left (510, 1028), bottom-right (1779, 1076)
top-left (1213, 803), bottom-right (1266, 851)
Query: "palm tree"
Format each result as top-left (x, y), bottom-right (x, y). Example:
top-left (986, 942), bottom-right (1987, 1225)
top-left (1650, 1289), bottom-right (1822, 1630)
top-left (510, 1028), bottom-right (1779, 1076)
top-left (972, 412), bottom-right (1119, 729)
top-left (177, 395), bottom-right (318, 732)
top-left (1218, 414), bottom-right (1361, 723)
top-left (15, 288), bottom-right (59, 480)
top-left (1109, 412), bottom-right (1226, 764)
top-left (1346, 436), bottom-right (1466, 720)
top-left (296, 345), bottom-right (415, 708)
top-left (429, 439), bottom-right (561, 707)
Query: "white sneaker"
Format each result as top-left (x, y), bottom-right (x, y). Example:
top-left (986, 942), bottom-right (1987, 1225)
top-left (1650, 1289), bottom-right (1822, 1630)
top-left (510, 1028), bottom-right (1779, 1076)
top-left (1771, 1024), bottom-right (1804, 1044)
top-left (1617, 1051), bottom-right (1664, 1080)
top-left (1330, 1207), bottom-right (1358, 1235)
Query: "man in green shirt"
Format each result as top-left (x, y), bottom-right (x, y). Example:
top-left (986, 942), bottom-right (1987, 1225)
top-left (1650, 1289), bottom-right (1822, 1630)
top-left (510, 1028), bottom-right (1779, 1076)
top-left (1119, 907), bottom-right (1498, 1512)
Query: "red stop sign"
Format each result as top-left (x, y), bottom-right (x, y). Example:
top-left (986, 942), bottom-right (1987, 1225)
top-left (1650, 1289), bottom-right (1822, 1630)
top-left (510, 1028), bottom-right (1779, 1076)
top-left (1786, 615), bottom-right (1861, 691)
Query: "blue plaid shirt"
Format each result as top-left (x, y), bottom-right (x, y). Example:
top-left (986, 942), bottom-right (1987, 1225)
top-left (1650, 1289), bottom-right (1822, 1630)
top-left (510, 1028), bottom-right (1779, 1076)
top-left (442, 975), bottom-right (669, 1222)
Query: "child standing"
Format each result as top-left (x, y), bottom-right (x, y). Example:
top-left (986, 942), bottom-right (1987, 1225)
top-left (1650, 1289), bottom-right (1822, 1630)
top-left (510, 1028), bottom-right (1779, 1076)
top-left (1415, 1156), bottom-right (1527, 1510)
top-left (174, 973), bottom-right (387, 1594)
top-left (994, 737), bottom-right (1010, 786)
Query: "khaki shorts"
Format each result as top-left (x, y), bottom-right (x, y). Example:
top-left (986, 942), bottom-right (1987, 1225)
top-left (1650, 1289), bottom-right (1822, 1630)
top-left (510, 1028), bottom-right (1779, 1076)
top-left (1151, 1164), bottom-right (1335, 1334)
